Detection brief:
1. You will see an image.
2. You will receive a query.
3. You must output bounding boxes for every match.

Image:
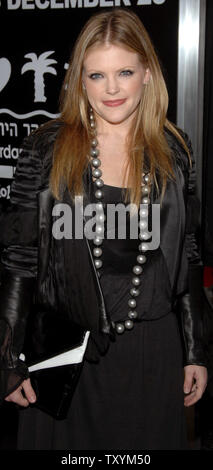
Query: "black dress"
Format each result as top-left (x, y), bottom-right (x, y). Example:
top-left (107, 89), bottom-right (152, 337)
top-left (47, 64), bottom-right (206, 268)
top-left (17, 185), bottom-right (188, 450)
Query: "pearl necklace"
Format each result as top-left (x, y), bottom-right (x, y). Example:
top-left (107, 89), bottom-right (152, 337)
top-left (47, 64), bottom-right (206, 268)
top-left (89, 108), bottom-right (152, 334)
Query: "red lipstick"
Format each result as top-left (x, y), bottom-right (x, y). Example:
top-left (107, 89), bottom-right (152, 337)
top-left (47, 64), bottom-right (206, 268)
top-left (103, 99), bottom-right (126, 107)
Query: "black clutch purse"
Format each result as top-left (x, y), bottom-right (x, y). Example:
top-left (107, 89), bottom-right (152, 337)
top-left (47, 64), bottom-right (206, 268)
top-left (20, 307), bottom-right (90, 420)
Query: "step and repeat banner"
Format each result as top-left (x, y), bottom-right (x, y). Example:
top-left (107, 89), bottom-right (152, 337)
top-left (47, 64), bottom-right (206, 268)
top-left (0, 0), bottom-right (179, 202)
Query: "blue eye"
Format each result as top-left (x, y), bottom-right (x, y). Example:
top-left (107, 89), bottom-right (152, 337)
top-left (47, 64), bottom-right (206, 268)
top-left (120, 70), bottom-right (134, 76)
top-left (89, 73), bottom-right (103, 80)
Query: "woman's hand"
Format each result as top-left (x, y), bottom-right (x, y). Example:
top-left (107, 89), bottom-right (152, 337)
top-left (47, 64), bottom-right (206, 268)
top-left (5, 378), bottom-right (37, 407)
top-left (183, 365), bottom-right (208, 407)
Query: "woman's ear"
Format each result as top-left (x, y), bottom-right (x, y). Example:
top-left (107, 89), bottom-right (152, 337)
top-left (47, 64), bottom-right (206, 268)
top-left (143, 68), bottom-right (151, 85)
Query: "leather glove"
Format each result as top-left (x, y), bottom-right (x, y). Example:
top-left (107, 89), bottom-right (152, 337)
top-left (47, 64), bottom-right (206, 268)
top-left (0, 271), bottom-right (35, 401)
top-left (178, 263), bottom-right (208, 367)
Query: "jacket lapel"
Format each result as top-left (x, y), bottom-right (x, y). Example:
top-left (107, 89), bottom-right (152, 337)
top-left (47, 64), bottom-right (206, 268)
top-left (151, 165), bottom-right (186, 294)
top-left (62, 179), bottom-right (111, 335)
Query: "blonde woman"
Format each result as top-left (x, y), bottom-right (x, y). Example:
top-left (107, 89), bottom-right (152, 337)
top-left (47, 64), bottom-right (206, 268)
top-left (0, 8), bottom-right (207, 450)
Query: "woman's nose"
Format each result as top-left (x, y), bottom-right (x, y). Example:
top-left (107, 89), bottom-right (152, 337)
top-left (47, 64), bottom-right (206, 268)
top-left (106, 76), bottom-right (120, 95)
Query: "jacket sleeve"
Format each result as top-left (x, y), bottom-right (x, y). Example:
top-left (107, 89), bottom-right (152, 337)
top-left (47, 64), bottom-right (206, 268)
top-left (177, 133), bottom-right (207, 367)
top-left (0, 131), bottom-right (43, 401)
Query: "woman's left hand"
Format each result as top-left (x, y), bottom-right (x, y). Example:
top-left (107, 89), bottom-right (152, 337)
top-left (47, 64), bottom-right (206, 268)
top-left (183, 365), bottom-right (208, 407)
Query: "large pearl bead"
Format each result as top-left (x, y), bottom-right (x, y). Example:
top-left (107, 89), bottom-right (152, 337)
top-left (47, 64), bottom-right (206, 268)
top-left (92, 168), bottom-right (102, 178)
top-left (96, 212), bottom-right (105, 223)
top-left (137, 254), bottom-right (147, 264)
top-left (128, 298), bottom-right (137, 308)
top-left (91, 148), bottom-right (99, 157)
top-left (93, 247), bottom-right (102, 257)
top-left (130, 287), bottom-right (140, 297)
top-left (95, 189), bottom-right (103, 199)
top-left (95, 178), bottom-right (104, 188)
top-left (142, 186), bottom-right (150, 195)
top-left (93, 236), bottom-right (103, 246)
top-left (144, 174), bottom-right (150, 184)
top-left (142, 197), bottom-right (150, 205)
top-left (95, 224), bottom-right (104, 236)
top-left (139, 232), bottom-right (150, 241)
top-left (92, 158), bottom-right (101, 168)
top-left (96, 202), bottom-right (104, 211)
top-left (139, 207), bottom-right (148, 218)
top-left (133, 265), bottom-right (143, 275)
top-left (139, 243), bottom-right (149, 252)
top-left (128, 310), bottom-right (138, 319)
top-left (116, 323), bottom-right (125, 334)
top-left (139, 220), bottom-right (148, 230)
top-left (91, 138), bottom-right (98, 147)
top-left (94, 259), bottom-right (102, 269)
top-left (124, 319), bottom-right (134, 330)
top-left (132, 276), bottom-right (141, 286)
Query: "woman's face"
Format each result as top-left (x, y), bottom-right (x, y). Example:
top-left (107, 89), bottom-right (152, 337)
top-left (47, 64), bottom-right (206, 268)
top-left (82, 43), bottom-right (150, 128)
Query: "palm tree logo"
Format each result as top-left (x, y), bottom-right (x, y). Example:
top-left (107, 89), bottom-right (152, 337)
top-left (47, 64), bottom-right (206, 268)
top-left (21, 51), bottom-right (57, 103)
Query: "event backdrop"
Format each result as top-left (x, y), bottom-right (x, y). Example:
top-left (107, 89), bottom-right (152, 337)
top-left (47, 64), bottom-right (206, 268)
top-left (0, 0), bottom-right (179, 202)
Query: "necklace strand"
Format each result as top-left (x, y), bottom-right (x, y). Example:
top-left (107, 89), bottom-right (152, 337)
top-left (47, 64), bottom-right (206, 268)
top-left (89, 108), bottom-right (152, 334)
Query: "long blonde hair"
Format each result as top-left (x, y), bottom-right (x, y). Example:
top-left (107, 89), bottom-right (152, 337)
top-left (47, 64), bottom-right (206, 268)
top-left (50, 8), bottom-right (189, 206)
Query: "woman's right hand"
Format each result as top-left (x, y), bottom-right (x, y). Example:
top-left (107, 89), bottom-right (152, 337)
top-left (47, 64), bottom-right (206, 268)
top-left (5, 378), bottom-right (37, 407)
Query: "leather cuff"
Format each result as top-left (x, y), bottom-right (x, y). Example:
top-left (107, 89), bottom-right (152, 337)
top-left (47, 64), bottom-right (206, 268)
top-left (178, 264), bottom-right (208, 367)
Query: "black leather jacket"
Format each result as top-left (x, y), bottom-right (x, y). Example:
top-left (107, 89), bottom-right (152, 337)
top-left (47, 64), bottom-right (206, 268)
top-left (0, 121), bottom-right (207, 401)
